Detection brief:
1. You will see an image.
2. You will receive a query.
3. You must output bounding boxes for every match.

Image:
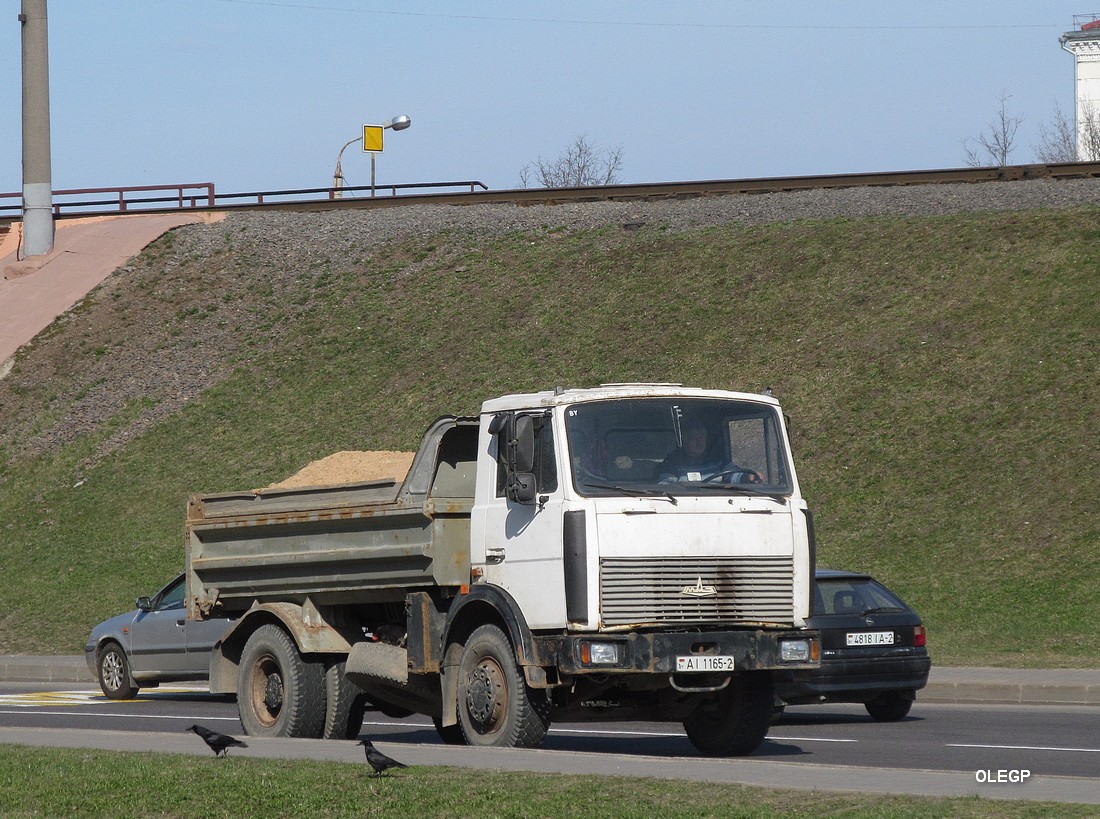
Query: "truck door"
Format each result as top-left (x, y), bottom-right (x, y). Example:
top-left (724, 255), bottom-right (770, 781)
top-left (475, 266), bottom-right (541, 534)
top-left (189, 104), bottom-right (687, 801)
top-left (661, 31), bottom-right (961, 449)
top-left (478, 412), bottom-right (567, 630)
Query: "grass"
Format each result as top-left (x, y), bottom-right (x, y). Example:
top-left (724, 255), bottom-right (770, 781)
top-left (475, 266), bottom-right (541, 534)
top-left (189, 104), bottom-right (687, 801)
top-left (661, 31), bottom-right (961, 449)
top-left (0, 206), bottom-right (1098, 666)
top-left (0, 745), bottom-right (1091, 818)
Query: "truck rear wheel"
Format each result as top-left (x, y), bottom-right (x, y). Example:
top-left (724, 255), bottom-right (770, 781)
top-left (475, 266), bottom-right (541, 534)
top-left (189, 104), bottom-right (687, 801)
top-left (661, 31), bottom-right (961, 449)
top-left (456, 624), bottom-right (550, 748)
top-left (238, 624), bottom-right (325, 738)
top-left (683, 671), bottom-right (774, 756)
top-left (324, 661), bottom-right (367, 740)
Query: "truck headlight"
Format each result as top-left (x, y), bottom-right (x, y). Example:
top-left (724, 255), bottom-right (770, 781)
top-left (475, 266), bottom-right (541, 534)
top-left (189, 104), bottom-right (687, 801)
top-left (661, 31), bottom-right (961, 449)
top-left (780, 639), bottom-right (811, 662)
top-left (578, 641), bottom-right (621, 666)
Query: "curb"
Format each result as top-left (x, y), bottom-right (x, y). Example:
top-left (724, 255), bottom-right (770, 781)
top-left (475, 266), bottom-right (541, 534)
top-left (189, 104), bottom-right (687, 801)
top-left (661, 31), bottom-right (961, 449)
top-left (0, 656), bottom-right (93, 684)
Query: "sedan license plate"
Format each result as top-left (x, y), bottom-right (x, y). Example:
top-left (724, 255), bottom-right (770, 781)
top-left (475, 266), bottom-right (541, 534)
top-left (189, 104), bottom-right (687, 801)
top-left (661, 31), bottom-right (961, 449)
top-left (846, 631), bottom-right (894, 646)
top-left (676, 655), bottom-right (735, 672)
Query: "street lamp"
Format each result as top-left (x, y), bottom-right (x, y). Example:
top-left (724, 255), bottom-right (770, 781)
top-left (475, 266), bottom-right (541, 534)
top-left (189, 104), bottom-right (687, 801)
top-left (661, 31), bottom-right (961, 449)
top-left (332, 114), bottom-right (412, 199)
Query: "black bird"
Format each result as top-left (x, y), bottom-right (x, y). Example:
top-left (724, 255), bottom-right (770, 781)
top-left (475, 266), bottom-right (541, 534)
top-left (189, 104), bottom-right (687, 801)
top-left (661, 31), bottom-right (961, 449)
top-left (358, 738), bottom-right (407, 776)
top-left (187, 724), bottom-right (249, 757)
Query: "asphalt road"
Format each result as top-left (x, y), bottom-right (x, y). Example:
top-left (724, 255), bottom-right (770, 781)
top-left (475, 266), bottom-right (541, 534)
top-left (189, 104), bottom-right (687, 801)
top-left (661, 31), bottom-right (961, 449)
top-left (0, 682), bottom-right (1098, 804)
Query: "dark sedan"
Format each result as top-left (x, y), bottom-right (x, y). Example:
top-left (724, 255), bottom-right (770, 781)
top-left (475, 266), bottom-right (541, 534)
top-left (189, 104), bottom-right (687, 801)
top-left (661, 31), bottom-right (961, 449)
top-left (84, 573), bottom-right (233, 699)
top-left (774, 568), bottom-right (931, 721)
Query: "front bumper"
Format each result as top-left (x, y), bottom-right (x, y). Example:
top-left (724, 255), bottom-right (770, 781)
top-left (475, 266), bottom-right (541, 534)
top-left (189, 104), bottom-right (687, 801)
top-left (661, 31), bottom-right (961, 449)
top-left (552, 628), bottom-right (819, 675)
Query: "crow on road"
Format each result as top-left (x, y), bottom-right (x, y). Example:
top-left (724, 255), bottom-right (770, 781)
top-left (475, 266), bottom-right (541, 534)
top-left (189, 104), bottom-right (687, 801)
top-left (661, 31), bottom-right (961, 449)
top-left (358, 739), bottom-right (408, 776)
top-left (187, 724), bottom-right (249, 757)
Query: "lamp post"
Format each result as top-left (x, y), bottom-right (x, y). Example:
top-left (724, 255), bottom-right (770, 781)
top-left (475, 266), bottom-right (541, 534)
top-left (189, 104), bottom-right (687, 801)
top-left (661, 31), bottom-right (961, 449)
top-left (332, 114), bottom-right (411, 199)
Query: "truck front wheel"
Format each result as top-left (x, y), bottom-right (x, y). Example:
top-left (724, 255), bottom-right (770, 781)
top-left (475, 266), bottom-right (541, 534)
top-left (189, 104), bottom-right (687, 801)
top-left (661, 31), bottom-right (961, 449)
top-left (238, 624), bottom-right (325, 738)
top-left (683, 671), bottom-right (774, 756)
top-left (456, 624), bottom-right (550, 748)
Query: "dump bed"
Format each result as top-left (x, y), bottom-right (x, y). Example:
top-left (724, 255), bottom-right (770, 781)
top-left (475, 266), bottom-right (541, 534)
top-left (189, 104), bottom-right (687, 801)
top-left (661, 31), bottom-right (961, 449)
top-left (186, 416), bottom-right (479, 618)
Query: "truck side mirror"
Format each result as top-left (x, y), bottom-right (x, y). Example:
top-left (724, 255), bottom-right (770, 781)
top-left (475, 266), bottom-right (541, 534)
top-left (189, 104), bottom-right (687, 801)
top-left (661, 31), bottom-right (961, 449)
top-left (491, 413), bottom-right (539, 504)
top-left (509, 416), bottom-right (538, 503)
top-left (513, 415), bottom-right (535, 473)
top-left (510, 472), bottom-right (537, 504)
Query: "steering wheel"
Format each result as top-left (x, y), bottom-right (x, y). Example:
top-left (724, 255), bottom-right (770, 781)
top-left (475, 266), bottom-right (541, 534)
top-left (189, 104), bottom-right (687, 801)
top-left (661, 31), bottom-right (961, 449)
top-left (702, 468), bottom-right (762, 485)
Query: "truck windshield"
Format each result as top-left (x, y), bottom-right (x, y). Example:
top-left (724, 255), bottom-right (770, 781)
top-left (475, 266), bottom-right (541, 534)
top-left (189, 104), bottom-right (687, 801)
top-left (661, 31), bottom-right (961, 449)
top-left (565, 397), bottom-right (793, 498)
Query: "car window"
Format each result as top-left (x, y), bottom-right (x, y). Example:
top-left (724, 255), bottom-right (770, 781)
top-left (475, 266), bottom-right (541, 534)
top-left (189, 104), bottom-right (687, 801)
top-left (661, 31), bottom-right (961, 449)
top-left (814, 578), bottom-right (907, 615)
top-left (154, 576), bottom-right (186, 611)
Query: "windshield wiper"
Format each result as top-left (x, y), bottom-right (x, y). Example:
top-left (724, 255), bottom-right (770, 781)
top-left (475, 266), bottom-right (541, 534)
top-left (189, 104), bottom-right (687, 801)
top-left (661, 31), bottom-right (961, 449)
top-left (861, 606), bottom-right (905, 615)
top-left (583, 483), bottom-right (678, 505)
top-left (692, 484), bottom-right (788, 502)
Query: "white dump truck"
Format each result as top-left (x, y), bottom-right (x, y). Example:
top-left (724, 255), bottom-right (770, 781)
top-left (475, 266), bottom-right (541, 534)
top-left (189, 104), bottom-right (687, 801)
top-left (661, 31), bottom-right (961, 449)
top-left (186, 384), bottom-right (819, 755)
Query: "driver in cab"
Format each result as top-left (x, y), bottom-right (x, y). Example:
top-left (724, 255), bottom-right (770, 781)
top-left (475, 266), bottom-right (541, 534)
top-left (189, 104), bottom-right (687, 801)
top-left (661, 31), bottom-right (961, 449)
top-left (657, 424), bottom-right (760, 484)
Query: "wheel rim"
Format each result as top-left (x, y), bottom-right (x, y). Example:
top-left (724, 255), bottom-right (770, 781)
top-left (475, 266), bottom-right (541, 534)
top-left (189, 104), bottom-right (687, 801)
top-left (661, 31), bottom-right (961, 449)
top-left (465, 656), bottom-right (508, 734)
top-left (248, 653), bottom-right (284, 727)
top-left (102, 651), bottom-right (125, 692)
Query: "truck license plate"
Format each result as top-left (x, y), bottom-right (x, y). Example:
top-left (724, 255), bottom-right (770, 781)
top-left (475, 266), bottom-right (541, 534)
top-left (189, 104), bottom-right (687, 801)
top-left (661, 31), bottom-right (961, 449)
top-left (676, 655), bottom-right (735, 672)
top-left (846, 631), bottom-right (894, 646)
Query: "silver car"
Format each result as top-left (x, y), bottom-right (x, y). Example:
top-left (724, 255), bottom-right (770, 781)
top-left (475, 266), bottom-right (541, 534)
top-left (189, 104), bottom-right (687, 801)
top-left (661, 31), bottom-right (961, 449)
top-left (84, 573), bottom-right (232, 699)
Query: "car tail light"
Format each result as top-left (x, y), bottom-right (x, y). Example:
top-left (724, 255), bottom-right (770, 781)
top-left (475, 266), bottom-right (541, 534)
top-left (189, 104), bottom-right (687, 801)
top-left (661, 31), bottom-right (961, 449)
top-left (913, 625), bottom-right (926, 647)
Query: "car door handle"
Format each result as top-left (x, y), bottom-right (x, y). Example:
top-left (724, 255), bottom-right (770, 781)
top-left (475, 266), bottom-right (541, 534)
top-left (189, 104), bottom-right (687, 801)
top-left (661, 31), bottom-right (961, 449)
top-left (486, 547), bottom-right (506, 564)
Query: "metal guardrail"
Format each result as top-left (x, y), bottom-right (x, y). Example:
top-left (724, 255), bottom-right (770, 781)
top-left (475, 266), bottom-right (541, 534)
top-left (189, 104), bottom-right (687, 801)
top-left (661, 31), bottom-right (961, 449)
top-left (0, 183), bottom-right (215, 218)
top-left (0, 180), bottom-right (489, 219)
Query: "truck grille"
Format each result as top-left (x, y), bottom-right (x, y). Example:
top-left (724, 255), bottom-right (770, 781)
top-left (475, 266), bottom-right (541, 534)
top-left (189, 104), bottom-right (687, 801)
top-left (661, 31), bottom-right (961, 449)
top-left (599, 555), bottom-right (794, 626)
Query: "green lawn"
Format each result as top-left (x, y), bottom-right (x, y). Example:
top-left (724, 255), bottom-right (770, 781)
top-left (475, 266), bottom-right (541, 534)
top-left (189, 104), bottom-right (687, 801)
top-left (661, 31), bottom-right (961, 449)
top-left (0, 745), bottom-right (1090, 818)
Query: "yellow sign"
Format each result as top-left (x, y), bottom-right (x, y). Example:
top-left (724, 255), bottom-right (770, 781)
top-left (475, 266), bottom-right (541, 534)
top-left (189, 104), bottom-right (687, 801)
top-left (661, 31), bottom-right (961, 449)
top-left (363, 124), bottom-right (384, 153)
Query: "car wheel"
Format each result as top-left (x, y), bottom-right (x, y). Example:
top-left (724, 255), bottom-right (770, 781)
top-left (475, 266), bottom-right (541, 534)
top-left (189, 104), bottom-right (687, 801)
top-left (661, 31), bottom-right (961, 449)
top-left (237, 624), bottom-right (325, 738)
top-left (865, 690), bottom-right (914, 722)
top-left (97, 642), bottom-right (138, 700)
top-left (683, 672), bottom-right (774, 756)
top-left (456, 624), bottom-right (550, 748)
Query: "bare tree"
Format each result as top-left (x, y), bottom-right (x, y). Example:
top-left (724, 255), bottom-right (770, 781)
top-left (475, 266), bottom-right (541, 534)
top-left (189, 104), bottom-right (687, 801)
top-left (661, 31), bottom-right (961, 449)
top-left (519, 135), bottom-right (624, 188)
top-left (1033, 104), bottom-right (1077, 162)
top-left (1078, 101), bottom-right (1100, 160)
top-left (964, 92), bottom-right (1023, 167)
top-left (1032, 101), bottom-right (1100, 162)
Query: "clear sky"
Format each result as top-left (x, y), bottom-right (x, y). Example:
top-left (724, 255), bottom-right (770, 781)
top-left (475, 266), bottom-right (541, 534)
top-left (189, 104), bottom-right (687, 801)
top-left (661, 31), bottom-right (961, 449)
top-left (1, 1), bottom-right (1095, 196)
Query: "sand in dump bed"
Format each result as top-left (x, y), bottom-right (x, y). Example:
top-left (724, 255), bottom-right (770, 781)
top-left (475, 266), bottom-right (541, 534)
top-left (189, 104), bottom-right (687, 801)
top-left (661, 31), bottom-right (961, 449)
top-left (264, 450), bottom-right (416, 490)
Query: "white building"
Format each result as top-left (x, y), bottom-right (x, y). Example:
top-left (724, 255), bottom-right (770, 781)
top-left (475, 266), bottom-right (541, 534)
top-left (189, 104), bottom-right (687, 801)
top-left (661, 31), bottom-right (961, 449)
top-left (1061, 16), bottom-right (1100, 160)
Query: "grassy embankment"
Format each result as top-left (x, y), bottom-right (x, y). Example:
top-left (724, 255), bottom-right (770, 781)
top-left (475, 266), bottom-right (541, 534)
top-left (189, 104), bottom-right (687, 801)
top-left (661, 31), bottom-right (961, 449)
top-left (0, 206), bottom-right (1097, 665)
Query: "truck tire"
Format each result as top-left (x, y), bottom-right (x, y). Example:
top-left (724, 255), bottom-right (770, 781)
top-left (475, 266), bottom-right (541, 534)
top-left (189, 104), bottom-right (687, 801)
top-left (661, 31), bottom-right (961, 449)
top-left (456, 624), bottom-right (550, 748)
top-left (97, 642), bottom-right (138, 700)
top-left (432, 716), bottom-right (467, 745)
top-left (683, 671), bottom-right (774, 756)
top-left (238, 624), bottom-right (325, 738)
top-left (323, 661), bottom-right (367, 740)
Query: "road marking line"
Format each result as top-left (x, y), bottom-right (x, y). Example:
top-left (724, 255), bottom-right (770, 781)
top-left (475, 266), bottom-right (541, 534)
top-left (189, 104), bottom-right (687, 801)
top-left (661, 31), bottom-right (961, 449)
top-left (948, 742), bottom-right (1100, 754)
top-left (0, 709), bottom-right (239, 721)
